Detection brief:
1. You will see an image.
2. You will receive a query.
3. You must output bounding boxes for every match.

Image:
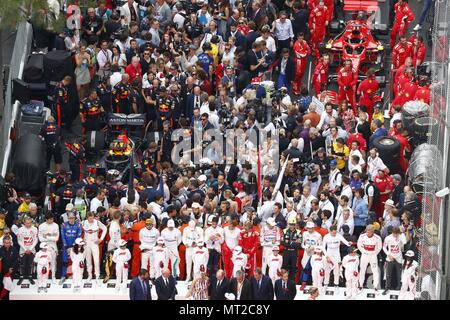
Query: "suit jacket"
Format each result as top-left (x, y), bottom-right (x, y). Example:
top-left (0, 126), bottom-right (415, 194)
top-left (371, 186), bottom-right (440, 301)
top-left (250, 275), bottom-right (274, 300)
top-left (155, 275), bottom-right (177, 300)
top-left (187, 94), bottom-right (202, 120)
top-left (120, 2), bottom-right (140, 26)
top-left (274, 279), bottom-right (297, 300)
top-left (229, 278), bottom-right (252, 300)
top-left (129, 276), bottom-right (152, 300)
top-left (278, 56), bottom-right (296, 83)
top-left (209, 276), bottom-right (230, 300)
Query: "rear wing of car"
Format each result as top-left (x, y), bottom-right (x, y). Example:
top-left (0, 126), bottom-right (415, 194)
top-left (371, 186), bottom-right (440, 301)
top-left (343, 0), bottom-right (379, 12)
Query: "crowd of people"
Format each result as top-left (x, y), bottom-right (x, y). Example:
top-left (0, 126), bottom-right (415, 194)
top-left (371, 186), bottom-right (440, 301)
top-left (0, 0), bottom-right (438, 300)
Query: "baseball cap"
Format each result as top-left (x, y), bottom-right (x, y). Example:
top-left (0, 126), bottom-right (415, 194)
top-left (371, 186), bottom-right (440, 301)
top-left (197, 240), bottom-right (204, 247)
top-left (159, 85), bottom-right (167, 92)
top-left (145, 218), bottom-right (153, 225)
top-left (383, 199), bottom-right (395, 207)
top-left (66, 203), bottom-right (74, 211)
top-left (192, 202), bottom-right (201, 209)
top-left (391, 174), bottom-right (402, 181)
top-left (198, 174), bottom-right (207, 182)
top-left (67, 212), bottom-right (76, 218)
top-left (119, 239), bottom-right (127, 247)
top-left (23, 192), bottom-right (31, 198)
top-left (233, 246), bottom-right (242, 253)
top-left (306, 221), bottom-right (315, 229)
top-left (267, 217), bottom-right (277, 227)
top-left (317, 147), bottom-right (326, 153)
top-left (272, 246), bottom-right (280, 251)
top-left (405, 250), bottom-right (415, 257)
top-left (75, 238), bottom-right (85, 246)
top-left (314, 246), bottom-right (323, 253)
top-left (330, 159), bottom-right (337, 166)
top-left (157, 237), bottom-right (165, 244)
top-left (167, 219), bottom-right (175, 228)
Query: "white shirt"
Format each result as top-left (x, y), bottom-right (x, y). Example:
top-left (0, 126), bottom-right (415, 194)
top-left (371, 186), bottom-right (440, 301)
top-left (205, 225), bottom-right (224, 252)
top-left (329, 169), bottom-right (342, 192)
top-left (90, 197), bottom-right (109, 214)
top-left (17, 226), bottom-right (38, 254)
top-left (173, 11), bottom-right (186, 29)
top-left (298, 194), bottom-right (317, 217)
top-left (273, 19), bottom-right (294, 41)
top-left (182, 226), bottom-right (204, 247)
top-left (367, 156), bottom-right (387, 181)
top-left (161, 228), bottom-right (182, 251)
top-left (340, 185), bottom-right (353, 204)
top-left (256, 36), bottom-right (277, 53)
top-left (383, 233), bottom-right (406, 263)
top-left (97, 48), bottom-right (113, 69)
top-left (317, 110), bottom-right (338, 130)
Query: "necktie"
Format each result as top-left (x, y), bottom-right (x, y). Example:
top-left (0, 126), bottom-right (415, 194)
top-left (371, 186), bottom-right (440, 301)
top-left (165, 278), bottom-right (169, 287)
top-left (283, 282), bottom-right (286, 290)
top-left (258, 280), bottom-right (261, 290)
top-left (142, 280), bottom-right (146, 296)
top-left (217, 280), bottom-right (221, 288)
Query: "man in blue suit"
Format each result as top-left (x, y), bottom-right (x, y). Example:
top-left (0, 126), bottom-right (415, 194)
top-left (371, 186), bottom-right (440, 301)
top-left (369, 119), bottom-right (388, 149)
top-left (129, 269), bottom-right (152, 300)
top-left (250, 268), bottom-right (274, 300)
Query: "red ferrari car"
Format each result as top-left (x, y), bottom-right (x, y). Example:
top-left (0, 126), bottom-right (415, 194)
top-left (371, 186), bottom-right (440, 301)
top-left (325, 18), bottom-right (386, 86)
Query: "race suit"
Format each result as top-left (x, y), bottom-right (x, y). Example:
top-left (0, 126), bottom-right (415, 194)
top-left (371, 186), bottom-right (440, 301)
top-left (204, 225), bottom-right (224, 275)
top-left (311, 61), bottom-right (329, 95)
top-left (300, 230), bottom-right (323, 283)
top-left (70, 249), bottom-right (86, 288)
top-left (399, 260), bottom-right (418, 300)
top-left (152, 244), bottom-right (169, 278)
top-left (292, 39), bottom-right (311, 94)
top-left (357, 77), bottom-right (380, 121)
top-left (260, 225), bottom-right (281, 275)
top-left (390, 2), bottom-right (415, 48)
top-left (267, 253), bottom-right (283, 285)
top-left (38, 222), bottom-right (59, 280)
top-left (337, 66), bottom-right (358, 108)
top-left (139, 226), bottom-right (160, 278)
top-left (342, 253), bottom-right (360, 298)
top-left (238, 228), bottom-right (260, 277)
top-left (60, 221), bottom-right (82, 278)
top-left (222, 226), bottom-right (241, 278)
top-left (182, 226), bottom-right (204, 281)
top-left (412, 42), bottom-right (426, 67)
top-left (357, 233), bottom-right (382, 289)
top-left (392, 42), bottom-right (413, 69)
top-left (383, 233), bottom-right (406, 291)
top-left (82, 219), bottom-right (107, 279)
top-left (322, 233), bottom-right (350, 286)
top-left (281, 228), bottom-right (302, 282)
top-left (130, 220), bottom-right (146, 277)
top-left (112, 247), bottom-right (131, 290)
top-left (192, 246), bottom-right (209, 276)
top-left (34, 249), bottom-right (53, 289)
top-left (311, 253), bottom-right (326, 291)
top-left (309, 6), bottom-right (329, 59)
top-left (231, 251), bottom-right (248, 277)
top-left (414, 85), bottom-right (430, 104)
top-left (161, 228), bottom-right (182, 278)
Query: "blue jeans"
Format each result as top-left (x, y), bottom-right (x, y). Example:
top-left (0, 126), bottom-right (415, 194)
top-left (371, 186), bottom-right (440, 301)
top-left (277, 74), bottom-right (291, 91)
top-left (418, 0), bottom-right (435, 26)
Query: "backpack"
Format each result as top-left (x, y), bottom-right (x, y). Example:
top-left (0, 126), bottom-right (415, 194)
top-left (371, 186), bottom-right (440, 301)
top-left (365, 183), bottom-right (380, 204)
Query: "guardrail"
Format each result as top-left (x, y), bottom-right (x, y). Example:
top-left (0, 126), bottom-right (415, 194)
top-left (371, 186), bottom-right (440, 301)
top-left (0, 22), bottom-right (33, 176)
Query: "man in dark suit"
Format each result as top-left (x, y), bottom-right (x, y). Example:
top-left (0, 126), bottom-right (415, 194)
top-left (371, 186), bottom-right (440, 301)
top-left (154, 269), bottom-right (178, 300)
top-left (226, 22), bottom-right (246, 48)
top-left (228, 270), bottom-right (252, 300)
top-left (292, 0), bottom-right (309, 36)
top-left (209, 269), bottom-right (230, 300)
top-left (129, 269), bottom-right (152, 300)
top-left (277, 48), bottom-right (295, 91)
top-left (245, 21), bottom-right (261, 52)
top-left (274, 271), bottom-right (297, 300)
top-left (186, 86), bottom-right (202, 121)
top-left (250, 268), bottom-right (274, 300)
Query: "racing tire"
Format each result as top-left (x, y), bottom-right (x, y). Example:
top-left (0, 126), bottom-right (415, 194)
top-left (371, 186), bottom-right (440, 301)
top-left (372, 136), bottom-right (401, 173)
top-left (412, 116), bottom-right (439, 144)
top-left (402, 101), bottom-right (430, 129)
top-left (86, 130), bottom-right (106, 153)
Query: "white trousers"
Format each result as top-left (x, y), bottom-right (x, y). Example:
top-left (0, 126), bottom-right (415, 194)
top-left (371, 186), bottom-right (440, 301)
top-left (141, 250), bottom-right (154, 277)
top-left (345, 271), bottom-right (359, 298)
top-left (167, 247), bottom-right (180, 278)
top-left (359, 254), bottom-right (379, 289)
top-left (262, 246), bottom-right (274, 275)
top-left (115, 263), bottom-right (129, 289)
top-left (185, 246), bottom-right (195, 280)
top-left (311, 267), bottom-right (324, 291)
top-left (36, 264), bottom-right (49, 288)
top-left (324, 255), bottom-right (341, 286)
top-left (85, 242), bottom-right (100, 278)
top-left (72, 265), bottom-right (83, 288)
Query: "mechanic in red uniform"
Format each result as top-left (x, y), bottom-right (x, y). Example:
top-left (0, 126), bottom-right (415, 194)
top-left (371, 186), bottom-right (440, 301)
top-left (337, 59), bottom-right (358, 108)
top-left (393, 128), bottom-right (411, 174)
top-left (397, 80), bottom-right (418, 106)
top-left (309, 1), bottom-right (329, 59)
top-left (394, 66), bottom-right (414, 97)
top-left (357, 69), bottom-right (379, 122)
top-left (411, 36), bottom-right (427, 67)
top-left (292, 33), bottom-right (311, 94)
top-left (238, 221), bottom-right (260, 278)
top-left (390, 0), bottom-right (415, 48)
top-left (324, 0), bottom-right (333, 24)
top-left (415, 75), bottom-right (431, 104)
top-left (388, 120), bottom-right (403, 138)
top-left (373, 170), bottom-right (393, 220)
top-left (392, 35), bottom-right (413, 69)
top-left (347, 132), bottom-right (367, 153)
top-left (311, 54), bottom-right (330, 95)
top-left (395, 57), bottom-right (413, 84)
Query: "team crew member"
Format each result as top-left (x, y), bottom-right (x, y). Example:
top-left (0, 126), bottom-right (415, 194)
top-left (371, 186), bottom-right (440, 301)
top-left (341, 246), bottom-right (360, 299)
top-left (155, 86), bottom-right (176, 129)
top-left (309, 1), bottom-right (329, 59)
top-left (311, 54), bottom-right (330, 95)
top-left (161, 219), bottom-right (182, 278)
top-left (38, 213), bottom-right (59, 284)
top-left (322, 225), bottom-right (351, 290)
top-left (65, 140), bottom-right (86, 182)
top-left (113, 239), bottom-right (131, 292)
top-left (292, 33), bottom-right (310, 94)
top-left (82, 212), bottom-right (107, 283)
top-left (39, 116), bottom-right (63, 172)
top-left (34, 243), bottom-right (52, 293)
top-left (238, 221), bottom-right (260, 277)
top-left (112, 74), bottom-right (132, 114)
top-left (182, 220), bottom-right (204, 281)
top-left (281, 218), bottom-right (302, 282)
top-left (54, 76), bottom-right (72, 128)
top-left (310, 246), bottom-right (326, 292)
top-left (139, 219), bottom-right (160, 278)
top-left (267, 246), bottom-right (283, 285)
top-left (357, 69), bottom-right (380, 122)
top-left (337, 59), bottom-right (358, 108)
top-left (357, 224), bottom-right (382, 291)
top-left (399, 250), bottom-right (418, 300)
top-left (70, 238), bottom-right (86, 293)
top-left (260, 217), bottom-right (281, 275)
top-left (231, 245), bottom-right (247, 277)
top-left (80, 89), bottom-right (105, 133)
top-left (411, 36), bottom-right (426, 67)
top-left (130, 213), bottom-right (147, 277)
top-left (152, 237), bottom-right (169, 279)
top-left (390, 0), bottom-right (415, 48)
top-left (204, 216), bottom-right (224, 274)
top-left (300, 221), bottom-right (323, 289)
top-left (392, 36), bottom-right (413, 69)
top-left (16, 217), bottom-right (38, 285)
top-left (192, 240), bottom-right (209, 277)
top-left (60, 212), bottom-right (82, 285)
top-left (383, 227), bottom-right (407, 295)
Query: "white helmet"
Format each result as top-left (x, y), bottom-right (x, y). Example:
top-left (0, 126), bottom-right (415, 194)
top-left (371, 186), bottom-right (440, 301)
top-left (119, 239), bottom-right (128, 247)
top-left (75, 238), bottom-right (85, 246)
top-left (233, 246), bottom-right (242, 254)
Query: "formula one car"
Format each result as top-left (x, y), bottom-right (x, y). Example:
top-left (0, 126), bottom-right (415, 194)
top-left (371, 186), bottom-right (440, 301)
top-left (324, 18), bottom-right (386, 86)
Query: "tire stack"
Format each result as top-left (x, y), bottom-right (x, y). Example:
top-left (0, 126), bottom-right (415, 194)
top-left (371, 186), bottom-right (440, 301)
top-left (407, 144), bottom-right (443, 195)
top-left (402, 101), bottom-right (439, 144)
top-left (372, 136), bottom-right (401, 174)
